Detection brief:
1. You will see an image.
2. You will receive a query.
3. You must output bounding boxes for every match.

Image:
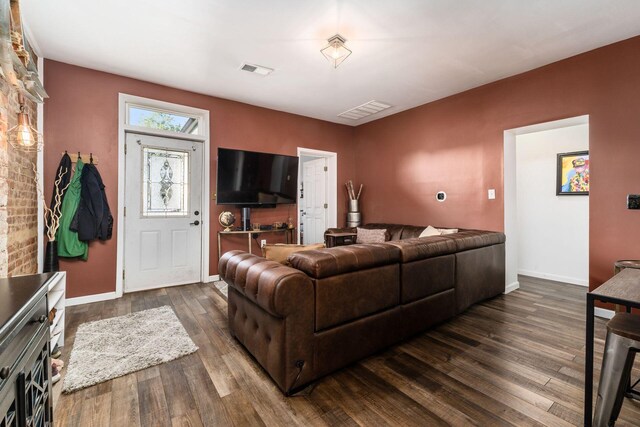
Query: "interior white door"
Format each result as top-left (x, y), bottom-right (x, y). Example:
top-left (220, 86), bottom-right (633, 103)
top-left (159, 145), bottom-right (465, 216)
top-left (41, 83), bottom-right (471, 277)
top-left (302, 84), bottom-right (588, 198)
top-left (301, 158), bottom-right (327, 244)
top-left (124, 133), bottom-right (202, 292)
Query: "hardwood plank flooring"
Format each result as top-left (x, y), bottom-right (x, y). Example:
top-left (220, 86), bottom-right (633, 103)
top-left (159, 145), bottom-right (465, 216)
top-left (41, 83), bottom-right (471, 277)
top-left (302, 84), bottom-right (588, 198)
top-left (53, 276), bottom-right (640, 426)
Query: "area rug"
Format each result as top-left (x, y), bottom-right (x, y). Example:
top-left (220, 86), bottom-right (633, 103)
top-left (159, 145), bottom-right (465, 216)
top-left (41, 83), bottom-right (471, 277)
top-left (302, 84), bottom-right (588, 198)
top-left (62, 306), bottom-right (198, 393)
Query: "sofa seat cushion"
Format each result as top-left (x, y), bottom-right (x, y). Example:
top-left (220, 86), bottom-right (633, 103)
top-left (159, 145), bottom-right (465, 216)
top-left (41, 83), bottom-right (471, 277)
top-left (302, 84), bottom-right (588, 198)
top-left (288, 244), bottom-right (400, 279)
top-left (385, 236), bottom-right (457, 263)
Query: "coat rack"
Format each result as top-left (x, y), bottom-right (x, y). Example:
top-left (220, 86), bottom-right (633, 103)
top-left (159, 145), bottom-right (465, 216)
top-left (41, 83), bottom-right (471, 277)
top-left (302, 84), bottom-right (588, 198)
top-left (61, 151), bottom-right (99, 165)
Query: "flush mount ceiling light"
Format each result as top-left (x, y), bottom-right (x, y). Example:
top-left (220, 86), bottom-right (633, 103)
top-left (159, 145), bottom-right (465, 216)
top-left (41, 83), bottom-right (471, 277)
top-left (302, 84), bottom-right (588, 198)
top-left (8, 98), bottom-right (42, 152)
top-left (321, 34), bottom-right (352, 68)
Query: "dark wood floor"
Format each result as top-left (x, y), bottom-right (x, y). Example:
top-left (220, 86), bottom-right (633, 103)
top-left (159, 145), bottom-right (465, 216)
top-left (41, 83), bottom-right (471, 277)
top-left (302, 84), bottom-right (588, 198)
top-left (53, 276), bottom-right (640, 426)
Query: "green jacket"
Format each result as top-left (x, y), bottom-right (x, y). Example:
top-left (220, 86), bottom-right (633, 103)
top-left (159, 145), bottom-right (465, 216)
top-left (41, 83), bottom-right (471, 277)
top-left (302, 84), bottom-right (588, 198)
top-left (57, 159), bottom-right (88, 260)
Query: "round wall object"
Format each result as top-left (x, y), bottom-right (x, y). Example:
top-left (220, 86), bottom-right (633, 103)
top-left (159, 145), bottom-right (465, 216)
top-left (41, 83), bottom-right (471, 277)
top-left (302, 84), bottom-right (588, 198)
top-left (436, 191), bottom-right (447, 202)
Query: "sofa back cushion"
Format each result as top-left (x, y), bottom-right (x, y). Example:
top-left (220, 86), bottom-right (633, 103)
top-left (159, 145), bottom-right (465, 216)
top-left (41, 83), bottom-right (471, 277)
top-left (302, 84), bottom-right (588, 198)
top-left (386, 237), bottom-right (457, 263)
top-left (400, 255), bottom-right (455, 304)
top-left (288, 244), bottom-right (400, 279)
top-left (444, 230), bottom-right (505, 251)
top-left (314, 263), bottom-right (400, 331)
top-left (400, 225), bottom-right (427, 239)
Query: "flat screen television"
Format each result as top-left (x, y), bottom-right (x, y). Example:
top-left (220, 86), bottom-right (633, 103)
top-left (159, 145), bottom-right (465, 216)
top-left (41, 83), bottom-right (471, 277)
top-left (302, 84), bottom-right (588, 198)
top-left (216, 147), bottom-right (299, 206)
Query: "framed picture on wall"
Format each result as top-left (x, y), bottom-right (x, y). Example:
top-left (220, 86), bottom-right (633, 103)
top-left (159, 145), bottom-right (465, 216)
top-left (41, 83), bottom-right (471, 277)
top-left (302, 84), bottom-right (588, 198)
top-left (556, 150), bottom-right (589, 195)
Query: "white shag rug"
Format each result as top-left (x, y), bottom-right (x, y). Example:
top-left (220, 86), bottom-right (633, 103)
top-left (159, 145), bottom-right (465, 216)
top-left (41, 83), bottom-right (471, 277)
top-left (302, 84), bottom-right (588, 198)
top-left (62, 306), bottom-right (198, 393)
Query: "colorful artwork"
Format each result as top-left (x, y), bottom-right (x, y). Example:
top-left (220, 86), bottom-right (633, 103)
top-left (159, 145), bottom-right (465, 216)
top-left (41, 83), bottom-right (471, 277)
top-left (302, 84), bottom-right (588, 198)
top-left (556, 151), bottom-right (589, 195)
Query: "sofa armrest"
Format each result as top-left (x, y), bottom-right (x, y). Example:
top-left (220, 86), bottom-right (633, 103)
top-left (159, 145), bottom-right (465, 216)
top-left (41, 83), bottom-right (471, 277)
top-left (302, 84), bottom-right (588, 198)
top-left (219, 251), bottom-right (313, 317)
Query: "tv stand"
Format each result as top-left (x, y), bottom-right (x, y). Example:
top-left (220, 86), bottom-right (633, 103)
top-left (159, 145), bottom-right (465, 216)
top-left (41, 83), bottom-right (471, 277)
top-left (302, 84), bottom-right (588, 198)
top-left (217, 227), bottom-right (296, 261)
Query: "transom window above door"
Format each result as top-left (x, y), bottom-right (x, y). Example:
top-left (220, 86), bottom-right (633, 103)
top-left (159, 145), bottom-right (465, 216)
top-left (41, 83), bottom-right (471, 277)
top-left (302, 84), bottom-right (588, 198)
top-left (126, 104), bottom-right (201, 135)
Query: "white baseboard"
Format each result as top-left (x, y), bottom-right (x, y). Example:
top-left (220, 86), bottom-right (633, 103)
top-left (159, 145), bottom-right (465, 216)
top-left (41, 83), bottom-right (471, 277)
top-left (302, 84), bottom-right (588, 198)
top-left (207, 274), bottom-right (220, 283)
top-left (594, 307), bottom-right (615, 319)
top-left (504, 281), bottom-right (520, 294)
top-left (518, 269), bottom-right (588, 287)
top-left (66, 291), bottom-right (117, 307)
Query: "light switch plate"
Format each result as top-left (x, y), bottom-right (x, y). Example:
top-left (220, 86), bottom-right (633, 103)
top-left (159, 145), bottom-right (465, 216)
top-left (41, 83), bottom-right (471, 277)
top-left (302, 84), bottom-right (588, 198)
top-left (488, 189), bottom-right (496, 200)
top-left (261, 239), bottom-right (267, 247)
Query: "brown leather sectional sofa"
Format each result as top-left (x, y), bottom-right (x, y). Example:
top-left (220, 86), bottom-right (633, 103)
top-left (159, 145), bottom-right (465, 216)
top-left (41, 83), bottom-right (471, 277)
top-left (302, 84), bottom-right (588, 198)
top-left (219, 223), bottom-right (505, 394)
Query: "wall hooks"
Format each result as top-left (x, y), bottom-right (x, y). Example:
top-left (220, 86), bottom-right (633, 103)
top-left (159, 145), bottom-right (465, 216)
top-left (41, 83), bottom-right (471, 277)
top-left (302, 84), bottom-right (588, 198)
top-left (61, 152), bottom-right (99, 165)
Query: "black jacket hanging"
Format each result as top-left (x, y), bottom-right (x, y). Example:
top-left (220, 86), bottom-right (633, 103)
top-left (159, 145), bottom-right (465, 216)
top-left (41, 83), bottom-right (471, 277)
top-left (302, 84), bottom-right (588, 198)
top-left (71, 163), bottom-right (113, 241)
top-left (49, 152), bottom-right (72, 213)
top-left (46, 153), bottom-right (72, 233)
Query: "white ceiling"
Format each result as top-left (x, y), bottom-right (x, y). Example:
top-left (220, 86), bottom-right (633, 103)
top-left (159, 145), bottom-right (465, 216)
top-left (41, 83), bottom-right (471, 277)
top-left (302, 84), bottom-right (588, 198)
top-left (21, 0), bottom-right (640, 126)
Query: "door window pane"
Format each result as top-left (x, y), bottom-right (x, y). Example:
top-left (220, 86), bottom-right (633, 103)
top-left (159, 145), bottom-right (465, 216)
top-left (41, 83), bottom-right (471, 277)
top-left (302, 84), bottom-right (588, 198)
top-left (128, 105), bottom-right (200, 135)
top-left (142, 147), bottom-right (190, 217)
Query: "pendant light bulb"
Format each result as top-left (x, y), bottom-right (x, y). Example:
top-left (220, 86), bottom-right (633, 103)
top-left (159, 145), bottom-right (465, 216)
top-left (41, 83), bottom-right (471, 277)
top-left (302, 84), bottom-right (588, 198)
top-left (16, 112), bottom-right (35, 147)
top-left (8, 103), bottom-right (43, 152)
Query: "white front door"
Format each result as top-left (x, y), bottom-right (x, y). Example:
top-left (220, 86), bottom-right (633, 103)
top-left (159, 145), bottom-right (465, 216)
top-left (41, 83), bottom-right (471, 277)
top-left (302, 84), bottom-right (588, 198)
top-left (124, 133), bottom-right (203, 292)
top-left (301, 157), bottom-right (327, 244)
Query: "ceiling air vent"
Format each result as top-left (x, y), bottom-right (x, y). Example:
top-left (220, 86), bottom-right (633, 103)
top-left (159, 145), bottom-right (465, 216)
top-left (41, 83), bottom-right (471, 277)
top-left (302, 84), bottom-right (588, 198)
top-left (240, 63), bottom-right (274, 76)
top-left (338, 100), bottom-right (392, 120)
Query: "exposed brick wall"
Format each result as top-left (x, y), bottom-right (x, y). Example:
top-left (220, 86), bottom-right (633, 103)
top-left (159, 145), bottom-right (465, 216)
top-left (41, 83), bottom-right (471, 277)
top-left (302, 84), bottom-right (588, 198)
top-left (0, 76), bottom-right (38, 276)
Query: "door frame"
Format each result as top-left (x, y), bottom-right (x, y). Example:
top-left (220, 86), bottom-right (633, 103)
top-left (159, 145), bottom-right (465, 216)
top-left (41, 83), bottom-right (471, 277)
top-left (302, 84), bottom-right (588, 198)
top-left (503, 114), bottom-right (589, 295)
top-left (296, 147), bottom-right (337, 244)
top-left (117, 93), bottom-right (211, 297)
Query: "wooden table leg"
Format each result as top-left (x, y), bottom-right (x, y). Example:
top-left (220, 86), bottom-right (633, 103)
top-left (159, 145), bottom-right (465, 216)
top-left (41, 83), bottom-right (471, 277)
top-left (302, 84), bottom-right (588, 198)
top-left (585, 294), bottom-right (595, 427)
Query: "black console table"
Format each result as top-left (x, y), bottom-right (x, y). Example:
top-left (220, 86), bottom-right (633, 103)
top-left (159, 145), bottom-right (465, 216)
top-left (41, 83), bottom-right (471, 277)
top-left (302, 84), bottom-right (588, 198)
top-left (0, 273), bottom-right (54, 427)
top-left (217, 228), bottom-right (296, 260)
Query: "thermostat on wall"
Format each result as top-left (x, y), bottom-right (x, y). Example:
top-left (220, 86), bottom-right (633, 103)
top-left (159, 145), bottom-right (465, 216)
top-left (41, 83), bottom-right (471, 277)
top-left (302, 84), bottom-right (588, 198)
top-left (436, 191), bottom-right (447, 202)
top-left (628, 194), bottom-right (640, 209)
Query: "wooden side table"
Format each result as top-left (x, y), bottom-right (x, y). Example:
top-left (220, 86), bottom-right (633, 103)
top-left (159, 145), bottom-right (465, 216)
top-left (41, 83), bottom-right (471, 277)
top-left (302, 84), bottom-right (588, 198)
top-left (613, 260), bottom-right (640, 312)
top-left (325, 232), bottom-right (357, 248)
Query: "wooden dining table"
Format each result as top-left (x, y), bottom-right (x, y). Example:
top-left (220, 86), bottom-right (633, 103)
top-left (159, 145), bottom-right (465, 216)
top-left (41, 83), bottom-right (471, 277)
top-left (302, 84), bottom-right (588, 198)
top-left (585, 267), bottom-right (640, 426)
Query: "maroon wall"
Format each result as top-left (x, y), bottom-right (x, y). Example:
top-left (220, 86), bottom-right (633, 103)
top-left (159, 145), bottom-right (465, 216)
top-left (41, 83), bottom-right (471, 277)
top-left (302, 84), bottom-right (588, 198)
top-left (45, 35), bottom-right (640, 299)
top-left (44, 60), bottom-right (355, 298)
top-left (353, 36), bottom-right (640, 291)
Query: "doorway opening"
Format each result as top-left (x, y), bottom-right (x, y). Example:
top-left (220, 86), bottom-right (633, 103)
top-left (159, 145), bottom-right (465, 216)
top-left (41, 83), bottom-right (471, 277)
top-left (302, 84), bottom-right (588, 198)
top-left (296, 148), bottom-right (338, 244)
top-left (504, 115), bottom-right (589, 293)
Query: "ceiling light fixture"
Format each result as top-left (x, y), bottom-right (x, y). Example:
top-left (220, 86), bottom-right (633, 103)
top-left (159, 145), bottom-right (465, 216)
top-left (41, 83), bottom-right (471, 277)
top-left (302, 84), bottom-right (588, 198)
top-left (8, 97), bottom-right (42, 152)
top-left (321, 34), bottom-right (352, 68)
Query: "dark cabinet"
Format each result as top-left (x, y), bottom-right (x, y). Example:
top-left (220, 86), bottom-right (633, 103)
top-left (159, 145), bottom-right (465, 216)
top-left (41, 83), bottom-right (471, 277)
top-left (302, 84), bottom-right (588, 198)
top-left (0, 275), bottom-right (53, 427)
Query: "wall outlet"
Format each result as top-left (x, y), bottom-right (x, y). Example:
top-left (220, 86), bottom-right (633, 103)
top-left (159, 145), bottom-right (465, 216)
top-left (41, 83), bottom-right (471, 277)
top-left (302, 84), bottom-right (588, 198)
top-left (628, 194), bottom-right (640, 209)
top-left (261, 239), bottom-right (267, 247)
top-left (488, 189), bottom-right (496, 200)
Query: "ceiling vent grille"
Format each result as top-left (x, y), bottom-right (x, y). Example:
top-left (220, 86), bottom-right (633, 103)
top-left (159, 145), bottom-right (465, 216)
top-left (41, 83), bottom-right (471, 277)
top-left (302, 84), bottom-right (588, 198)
top-left (338, 100), bottom-right (392, 120)
top-left (240, 63), bottom-right (274, 76)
